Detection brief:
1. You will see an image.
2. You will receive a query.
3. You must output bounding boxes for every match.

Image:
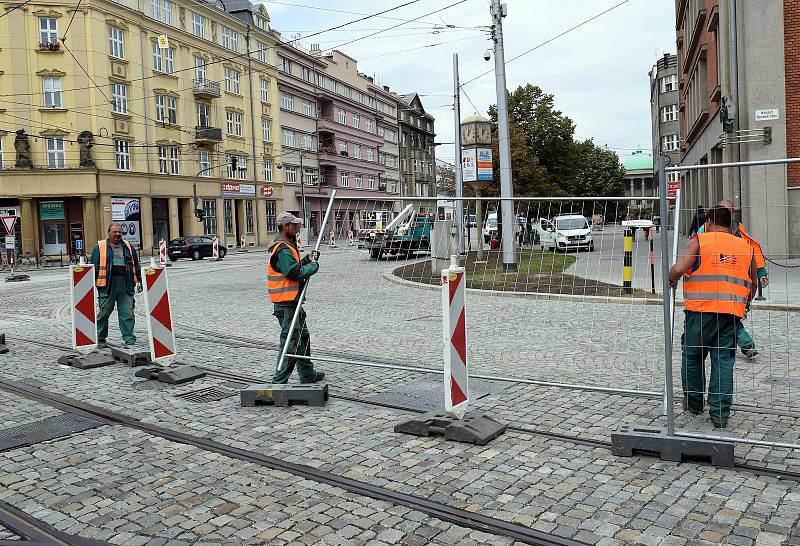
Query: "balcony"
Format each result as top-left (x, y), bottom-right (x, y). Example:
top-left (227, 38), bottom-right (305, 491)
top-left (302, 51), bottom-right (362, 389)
top-left (193, 79), bottom-right (221, 99)
top-left (195, 126), bottom-right (222, 143)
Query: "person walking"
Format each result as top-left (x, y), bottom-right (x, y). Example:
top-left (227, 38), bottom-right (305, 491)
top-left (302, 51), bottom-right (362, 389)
top-left (669, 206), bottom-right (757, 428)
top-left (688, 205), bottom-right (706, 238)
top-left (91, 223), bottom-right (141, 348)
top-left (695, 199), bottom-right (768, 358)
top-left (268, 212), bottom-right (324, 384)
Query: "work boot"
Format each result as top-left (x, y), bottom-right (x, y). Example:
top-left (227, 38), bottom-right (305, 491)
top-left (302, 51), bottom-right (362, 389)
top-left (300, 372), bottom-right (325, 384)
top-left (97, 340), bottom-right (108, 349)
top-left (742, 347), bottom-right (759, 359)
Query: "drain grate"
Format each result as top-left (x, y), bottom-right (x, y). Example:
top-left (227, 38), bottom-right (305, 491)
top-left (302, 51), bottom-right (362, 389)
top-left (175, 385), bottom-right (238, 403)
top-left (363, 378), bottom-right (506, 410)
top-left (0, 414), bottom-right (103, 453)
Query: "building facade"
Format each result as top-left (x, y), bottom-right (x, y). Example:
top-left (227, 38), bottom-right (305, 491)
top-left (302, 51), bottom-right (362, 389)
top-left (649, 53), bottom-right (680, 194)
top-left (675, 0), bottom-right (799, 256)
top-left (396, 93), bottom-right (436, 212)
top-left (0, 0), bottom-right (281, 257)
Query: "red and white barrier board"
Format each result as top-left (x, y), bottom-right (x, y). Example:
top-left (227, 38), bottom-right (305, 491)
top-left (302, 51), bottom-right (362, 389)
top-left (142, 259), bottom-right (176, 365)
top-left (441, 256), bottom-right (469, 418)
top-left (159, 239), bottom-right (167, 265)
top-left (70, 262), bottom-right (97, 352)
top-left (212, 237), bottom-right (219, 259)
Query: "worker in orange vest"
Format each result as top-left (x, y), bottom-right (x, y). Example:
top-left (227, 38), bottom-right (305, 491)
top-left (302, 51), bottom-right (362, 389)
top-left (90, 223), bottom-right (141, 348)
top-left (670, 206), bottom-right (757, 428)
top-left (267, 212), bottom-right (323, 384)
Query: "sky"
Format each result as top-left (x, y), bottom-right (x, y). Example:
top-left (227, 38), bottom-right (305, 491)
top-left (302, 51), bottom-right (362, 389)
top-left (264, 0), bottom-right (677, 167)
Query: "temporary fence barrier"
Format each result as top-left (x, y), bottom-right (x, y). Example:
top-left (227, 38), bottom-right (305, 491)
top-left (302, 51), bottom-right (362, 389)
top-left (69, 258), bottom-right (97, 352)
top-left (142, 258), bottom-right (176, 366)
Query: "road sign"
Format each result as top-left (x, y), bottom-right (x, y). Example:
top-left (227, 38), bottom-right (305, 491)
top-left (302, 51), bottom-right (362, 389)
top-left (75, 239), bottom-right (83, 251)
top-left (261, 185), bottom-right (274, 197)
top-left (142, 260), bottom-right (176, 365)
top-left (70, 263), bottom-right (98, 353)
top-left (4, 236), bottom-right (15, 247)
top-left (441, 257), bottom-right (469, 419)
top-left (1, 216), bottom-right (16, 235)
top-left (667, 180), bottom-right (681, 199)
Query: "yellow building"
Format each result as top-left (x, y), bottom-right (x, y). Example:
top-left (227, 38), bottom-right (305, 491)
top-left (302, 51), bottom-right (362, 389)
top-left (0, 0), bottom-right (282, 258)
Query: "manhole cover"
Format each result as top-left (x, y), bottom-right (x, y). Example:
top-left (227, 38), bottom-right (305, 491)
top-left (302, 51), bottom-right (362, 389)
top-left (175, 385), bottom-right (238, 403)
top-left (0, 414), bottom-right (102, 452)
top-left (364, 378), bottom-right (506, 410)
top-left (131, 381), bottom-right (170, 391)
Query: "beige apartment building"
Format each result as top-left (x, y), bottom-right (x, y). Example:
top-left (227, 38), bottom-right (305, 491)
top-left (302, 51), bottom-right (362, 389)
top-left (0, 0), bottom-right (281, 257)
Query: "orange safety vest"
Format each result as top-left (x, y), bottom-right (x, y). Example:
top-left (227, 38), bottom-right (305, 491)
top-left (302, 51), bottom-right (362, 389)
top-left (683, 232), bottom-right (754, 318)
top-left (267, 240), bottom-right (300, 303)
top-left (96, 239), bottom-right (139, 288)
top-left (737, 223), bottom-right (766, 270)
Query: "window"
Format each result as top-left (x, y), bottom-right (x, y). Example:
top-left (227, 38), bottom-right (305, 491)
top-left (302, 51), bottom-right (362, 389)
top-left (352, 114), bottom-right (360, 129)
top-left (114, 139), bottom-right (130, 171)
top-left (259, 79), bottom-right (269, 103)
top-left (150, 0), bottom-right (172, 23)
top-left (199, 150), bottom-right (211, 176)
top-left (108, 26), bottom-right (124, 59)
top-left (301, 66), bottom-right (311, 81)
top-left (195, 57), bottom-right (206, 82)
top-left (202, 199), bottom-right (216, 235)
top-left (337, 109), bottom-right (346, 124)
top-left (339, 171), bottom-right (349, 187)
top-left (660, 104), bottom-right (678, 122)
top-left (0, 137), bottom-right (3, 169)
top-left (245, 200), bottom-right (254, 234)
top-left (378, 126), bottom-right (385, 137)
top-left (328, 79), bottom-right (337, 93)
top-left (153, 44), bottom-right (174, 74)
top-left (282, 128), bottom-right (295, 147)
top-left (284, 166), bottom-right (297, 184)
top-left (367, 148), bottom-right (374, 162)
top-left (111, 83), bottom-right (128, 114)
top-left (42, 77), bottom-right (62, 108)
top-left (367, 175), bottom-right (375, 189)
top-left (354, 175), bottom-right (362, 188)
top-left (280, 56), bottom-right (292, 73)
top-left (389, 179), bottom-right (397, 193)
top-left (667, 172), bottom-right (680, 183)
top-left (192, 13), bottom-right (205, 38)
top-left (155, 95), bottom-right (177, 124)
top-left (338, 140), bottom-right (347, 154)
top-left (45, 137), bottom-right (65, 168)
top-left (157, 146), bottom-right (179, 175)
top-left (226, 111), bottom-right (243, 136)
top-left (353, 144), bottom-right (361, 159)
top-left (224, 68), bottom-right (240, 94)
top-left (39, 17), bottom-right (57, 44)
top-left (281, 92), bottom-right (294, 110)
top-left (301, 168), bottom-right (314, 186)
top-left (301, 100), bottom-right (313, 117)
top-left (221, 26), bottom-right (238, 51)
top-left (196, 103), bottom-right (210, 126)
top-left (302, 134), bottom-right (313, 151)
top-left (264, 158), bottom-right (273, 182)
top-left (660, 74), bottom-right (677, 93)
top-left (261, 118), bottom-right (271, 141)
top-left (257, 41), bottom-right (267, 63)
top-left (344, 86), bottom-right (352, 99)
top-left (661, 134), bottom-right (679, 152)
top-left (265, 200), bottom-right (277, 232)
top-left (365, 118), bottom-right (373, 133)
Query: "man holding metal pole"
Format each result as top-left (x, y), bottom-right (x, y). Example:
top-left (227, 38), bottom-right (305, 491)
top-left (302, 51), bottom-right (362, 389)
top-left (669, 206), bottom-right (757, 428)
top-left (268, 212), bottom-right (323, 384)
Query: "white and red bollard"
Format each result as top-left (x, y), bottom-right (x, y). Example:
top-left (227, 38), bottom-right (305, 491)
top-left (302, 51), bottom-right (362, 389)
top-left (142, 258), bottom-right (176, 366)
top-left (158, 239), bottom-right (167, 266)
top-left (69, 257), bottom-right (97, 352)
top-left (240, 235), bottom-right (247, 250)
top-left (212, 236), bottom-right (220, 260)
top-left (441, 255), bottom-right (469, 419)
top-left (328, 230), bottom-right (336, 247)
top-left (348, 230), bottom-right (354, 246)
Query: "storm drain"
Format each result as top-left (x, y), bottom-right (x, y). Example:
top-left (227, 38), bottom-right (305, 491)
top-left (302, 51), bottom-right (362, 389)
top-left (0, 414), bottom-right (103, 453)
top-left (174, 385), bottom-right (238, 403)
top-left (364, 378), bottom-right (507, 410)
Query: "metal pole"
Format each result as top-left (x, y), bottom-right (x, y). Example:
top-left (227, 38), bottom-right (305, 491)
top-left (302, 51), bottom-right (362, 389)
top-left (452, 53), bottom-right (465, 255)
top-left (728, 0), bottom-right (742, 210)
top-left (299, 150), bottom-right (307, 231)
top-left (276, 190), bottom-right (337, 373)
top-left (491, 0), bottom-right (517, 272)
top-left (658, 154), bottom-right (676, 435)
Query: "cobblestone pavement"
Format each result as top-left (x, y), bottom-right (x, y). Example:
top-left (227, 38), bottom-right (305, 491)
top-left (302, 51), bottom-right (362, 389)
top-left (1, 249), bottom-right (800, 545)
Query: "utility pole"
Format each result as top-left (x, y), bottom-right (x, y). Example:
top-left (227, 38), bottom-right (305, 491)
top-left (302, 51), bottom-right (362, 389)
top-left (490, 0), bottom-right (517, 272)
top-left (728, 0), bottom-right (742, 211)
top-left (452, 53), bottom-right (465, 254)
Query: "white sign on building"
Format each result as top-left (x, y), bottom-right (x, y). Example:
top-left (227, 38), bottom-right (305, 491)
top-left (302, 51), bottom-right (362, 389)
top-left (754, 108), bottom-right (780, 121)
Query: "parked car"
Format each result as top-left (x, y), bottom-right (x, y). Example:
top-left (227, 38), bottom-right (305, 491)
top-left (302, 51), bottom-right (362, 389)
top-left (168, 236), bottom-right (225, 260)
top-left (536, 214), bottom-right (594, 252)
top-left (482, 212), bottom-right (522, 243)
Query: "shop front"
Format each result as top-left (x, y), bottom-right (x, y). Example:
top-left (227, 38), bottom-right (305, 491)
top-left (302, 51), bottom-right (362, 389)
top-left (37, 197), bottom-right (85, 256)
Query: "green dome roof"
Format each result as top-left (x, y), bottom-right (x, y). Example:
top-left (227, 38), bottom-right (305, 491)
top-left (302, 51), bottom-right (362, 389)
top-left (622, 150), bottom-right (653, 171)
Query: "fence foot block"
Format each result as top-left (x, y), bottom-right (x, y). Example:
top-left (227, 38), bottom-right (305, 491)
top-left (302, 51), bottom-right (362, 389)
top-left (5, 274), bottom-right (30, 283)
top-left (58, 353), bottom-right (116, 370)
top-left (0, 334), bottom-right (7, 354)
top-left (611, 425), bottom-right (734, 467)
top-left (110, 347), bottom-right (152, 367)
top-left (134, 364), bottom-right (206, 384)
top-left (240, 383), bottom-right (328, 407)
top-left (394, 411), bottom-right (507, 446)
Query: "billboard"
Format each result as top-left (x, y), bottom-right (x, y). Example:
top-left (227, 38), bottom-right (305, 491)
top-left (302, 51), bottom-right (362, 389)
top-left (221, 182), bottom-right (256, 197)
top-left (111, 196), bottom-right (141, 248)
top-left (477, 148), bottom-right (493, 181)
top-left (461, 148), bottom-right (476, 182)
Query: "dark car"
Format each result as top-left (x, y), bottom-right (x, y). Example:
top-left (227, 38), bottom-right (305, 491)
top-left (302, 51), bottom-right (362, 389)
top-left (168, 236), bottom-right (225, 260)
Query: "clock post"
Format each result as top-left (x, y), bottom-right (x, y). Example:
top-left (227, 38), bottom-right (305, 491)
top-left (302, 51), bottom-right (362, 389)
top-left (460, 115), bottom-right (493, 261)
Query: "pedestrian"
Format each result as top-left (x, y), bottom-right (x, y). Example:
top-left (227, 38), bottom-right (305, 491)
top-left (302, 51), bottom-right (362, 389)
top-left (695, 199), bottom-right (768, 358)
top-left (669, 206), bottom-right (757, 428)
top-left (268, 212), bottom-right (324, 384)
top-left (91, 223), bottom-right (141, 348)
top-left (688, 205), bottom-right (706, 238)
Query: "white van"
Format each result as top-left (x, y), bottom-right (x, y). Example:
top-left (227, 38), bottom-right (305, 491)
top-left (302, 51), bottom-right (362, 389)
top-left (482, 212), bottom-right (522, 243)
top-left (537, 214), bottom-right (594, 252)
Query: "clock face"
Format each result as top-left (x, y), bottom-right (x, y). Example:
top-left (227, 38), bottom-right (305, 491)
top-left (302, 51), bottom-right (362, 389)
top-left (460, 123), bottom-right (475, 145)
top-left (477, 123), bottom-right (492, 144)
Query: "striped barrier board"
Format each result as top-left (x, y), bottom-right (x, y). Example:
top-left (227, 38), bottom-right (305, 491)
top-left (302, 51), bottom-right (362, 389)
top-left (441, 256), bottom-right (469, 419)
top-left (142, 259), bottom-right (176, 365)
top-left (623, 228), bottom-right (633, 294)
top-left (213, 237), bottom-right (219, 260)
top-left (159, 239), bottom-right (167, 265)
top-left (69, 262), bottom-right (97, 353)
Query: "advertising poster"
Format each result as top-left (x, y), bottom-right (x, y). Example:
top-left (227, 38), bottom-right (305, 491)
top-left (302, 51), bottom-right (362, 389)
top-left (111, 197), bottom-right (141, 248)
top-left (477, 148), bottom-right (493, 181)
top-left (461, 148), bottom-right (477, 182)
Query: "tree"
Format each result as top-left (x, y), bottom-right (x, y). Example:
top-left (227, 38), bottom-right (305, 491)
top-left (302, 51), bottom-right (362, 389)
top-left (569, 139), bottom-right (627, 221)
top-left (436, 161), bottom-right (456, 196)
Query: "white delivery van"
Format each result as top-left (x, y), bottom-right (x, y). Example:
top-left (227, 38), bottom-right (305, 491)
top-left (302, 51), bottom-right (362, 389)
top-left (537, 214), bottom-right (594, 252)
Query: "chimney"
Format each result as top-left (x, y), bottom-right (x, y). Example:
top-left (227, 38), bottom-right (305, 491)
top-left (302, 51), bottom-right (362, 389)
top-left (383, 85), bottom-right (390, 92)
top-left (310, 43), bottom-right (321, 57)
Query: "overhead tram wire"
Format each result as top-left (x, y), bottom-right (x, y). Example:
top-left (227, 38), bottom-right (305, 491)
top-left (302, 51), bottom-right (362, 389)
top-left (460, 0), bottom-right (633, 87)
top-left (460, 86), bottom-right (481, 115)
top-left (358, 33), bottom-right (486, 61)
top-left (265, 0), bottom-right (455, 28)
top-left (0, 0), bottom-right (32, 18)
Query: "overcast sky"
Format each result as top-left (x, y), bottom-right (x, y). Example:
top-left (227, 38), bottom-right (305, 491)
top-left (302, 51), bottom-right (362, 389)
top-left (265, 0), bottom-right (676, 166)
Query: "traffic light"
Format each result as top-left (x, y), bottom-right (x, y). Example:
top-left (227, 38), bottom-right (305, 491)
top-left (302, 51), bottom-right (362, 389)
top-left (230, 155), bottom-right (238, 171)
top-left (194, 208), bottom-right (205, 222)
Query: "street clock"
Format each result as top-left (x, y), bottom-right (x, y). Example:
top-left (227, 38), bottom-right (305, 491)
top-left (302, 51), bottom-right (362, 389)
top-left (460, 115), bottom-right (492, 146)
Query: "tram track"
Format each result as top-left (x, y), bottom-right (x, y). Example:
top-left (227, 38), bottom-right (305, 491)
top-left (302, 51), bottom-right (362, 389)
top-left (0, 500), bottom-right (111, 546)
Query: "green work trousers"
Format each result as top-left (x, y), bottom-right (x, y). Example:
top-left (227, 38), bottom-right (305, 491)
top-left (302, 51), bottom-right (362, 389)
top-left (736, 318), bottom-right (755, 350)
top-left (97, 278), bottom-right (136, 344)
top-left (681, 311), bottom-right (737, 425)
top-left (271, 305), bottom-right (315, 384)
